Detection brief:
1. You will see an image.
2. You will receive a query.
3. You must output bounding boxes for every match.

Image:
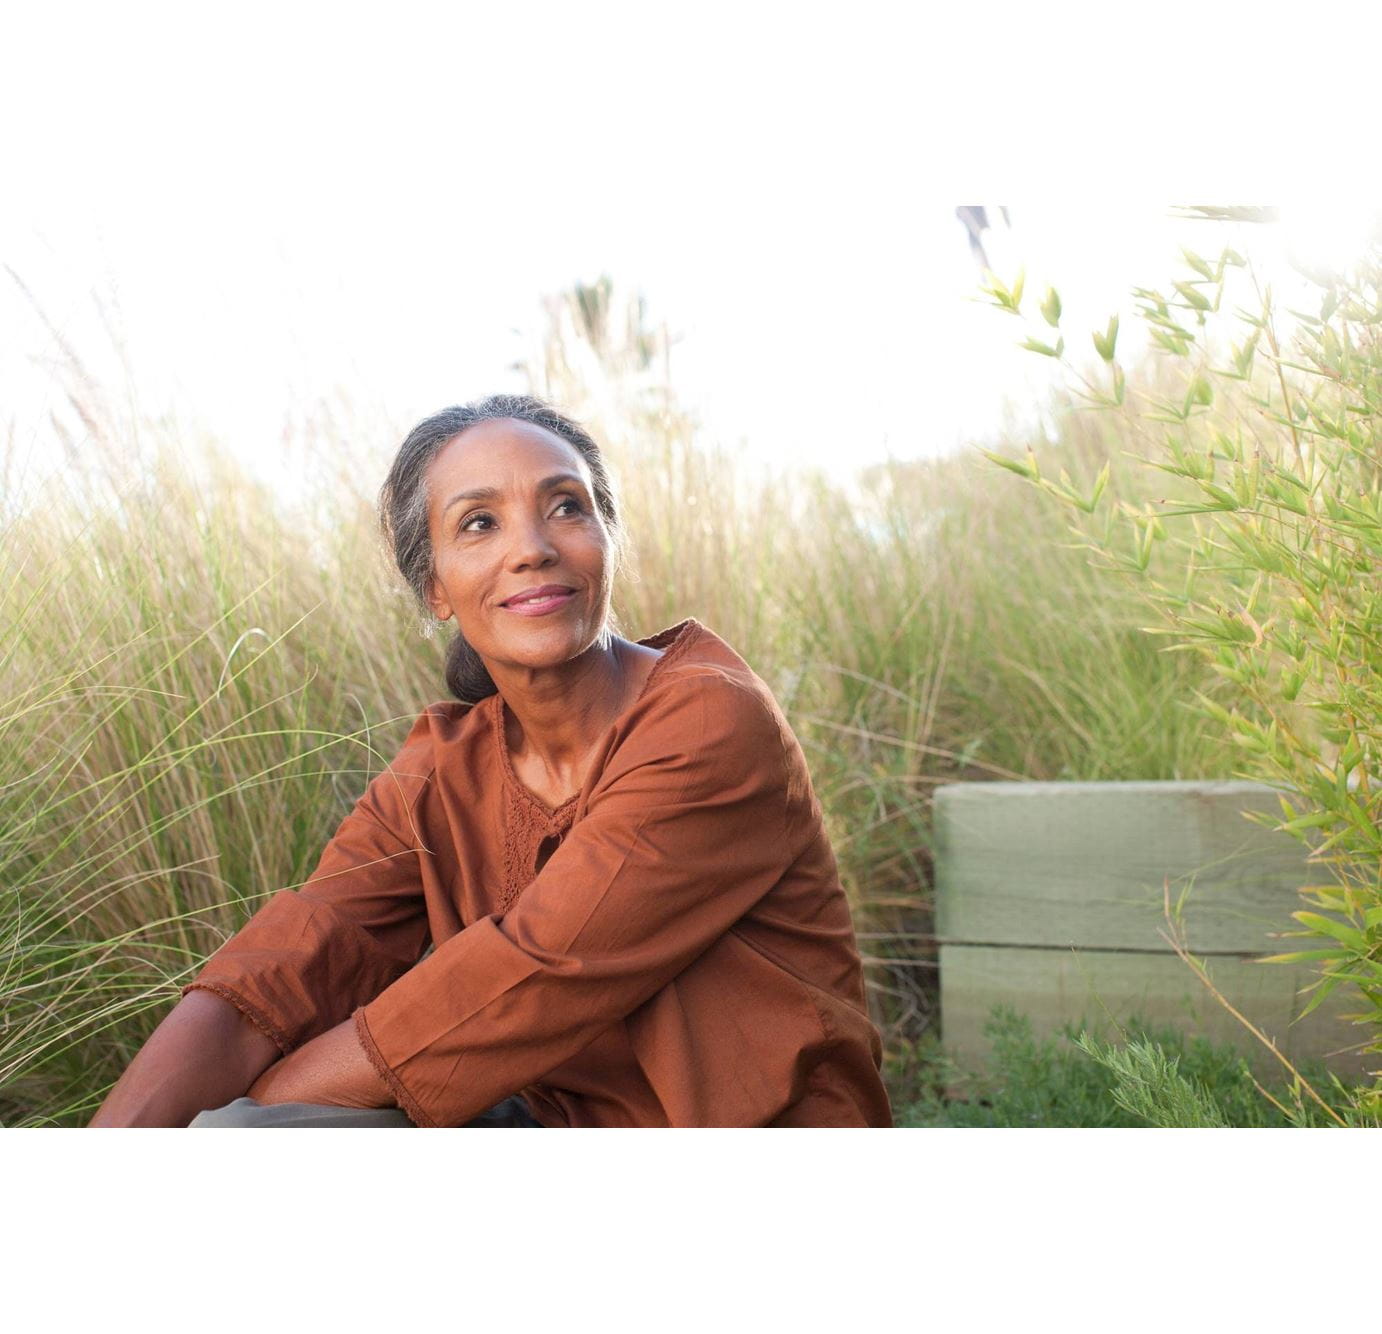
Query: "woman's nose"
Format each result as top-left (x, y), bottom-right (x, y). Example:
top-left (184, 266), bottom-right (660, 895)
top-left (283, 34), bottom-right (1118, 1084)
top-left (506, 515), bottom-right (559, 569)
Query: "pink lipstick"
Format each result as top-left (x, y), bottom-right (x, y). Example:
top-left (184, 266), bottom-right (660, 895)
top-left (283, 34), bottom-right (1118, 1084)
top-left (501, 586), bottom-right (577, 616)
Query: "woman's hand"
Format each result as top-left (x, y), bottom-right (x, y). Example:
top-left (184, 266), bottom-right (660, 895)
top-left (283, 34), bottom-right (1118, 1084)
top-left (248, 1017), bottom-right (394, 1109)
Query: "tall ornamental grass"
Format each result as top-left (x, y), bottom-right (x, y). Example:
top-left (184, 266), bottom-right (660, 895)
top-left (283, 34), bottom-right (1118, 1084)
top-left (1, 277), bottom-right (1246, 1125)
top-left (1, 427), bottom-right (441, 1125)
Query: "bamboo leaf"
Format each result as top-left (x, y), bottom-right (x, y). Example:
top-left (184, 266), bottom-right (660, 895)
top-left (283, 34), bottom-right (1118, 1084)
top-left (1092, 314), bottom-right (1119, 362)
top-left (1258, 948), bottom-right (1351, 964)
top-left (1296, 972), bottom-right (1347, 1020)
top-left (1181, 247), bottom-right (1214, 280)
top-left (1174, 281), bottom-right (1212, 312)
top-left (981, 449), bottom-right (1037, 480)
top-left (1087, 461), bottom-right (1110, 510)
top-left (1291, 911), bottom-right (1368, 952)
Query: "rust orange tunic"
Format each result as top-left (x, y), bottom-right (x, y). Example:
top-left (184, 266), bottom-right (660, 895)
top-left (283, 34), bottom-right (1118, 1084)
top-left (183, 618), bottom-right (893, 1127)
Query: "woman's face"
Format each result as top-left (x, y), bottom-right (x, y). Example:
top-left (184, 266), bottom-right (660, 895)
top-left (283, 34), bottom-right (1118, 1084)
top-left (423, 417), bottom-right (615, 678)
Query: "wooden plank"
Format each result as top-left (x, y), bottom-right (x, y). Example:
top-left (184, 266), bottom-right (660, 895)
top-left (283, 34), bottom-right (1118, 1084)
top-left (940, 943), bottom-right (1376, 1085)
top-left (934, 780), bottom-right (1312, 953)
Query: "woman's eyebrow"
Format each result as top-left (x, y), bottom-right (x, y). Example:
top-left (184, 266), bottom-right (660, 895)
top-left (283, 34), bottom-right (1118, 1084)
top-left (442, 472), bottom-right (588, 515)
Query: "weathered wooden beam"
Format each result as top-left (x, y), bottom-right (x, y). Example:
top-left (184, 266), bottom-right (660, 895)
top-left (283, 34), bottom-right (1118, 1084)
top-left (934, 780), bottom-right (1376, 1087)
top-left (939, 943), bottom-right (1373, 1083)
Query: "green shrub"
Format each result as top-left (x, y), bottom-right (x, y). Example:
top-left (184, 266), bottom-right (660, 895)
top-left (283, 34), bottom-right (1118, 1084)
top-left (892, 1006), bottom-right (1351, 1127)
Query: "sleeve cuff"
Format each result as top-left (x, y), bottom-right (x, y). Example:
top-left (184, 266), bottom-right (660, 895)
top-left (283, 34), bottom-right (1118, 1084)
top-left (180, 980), bottom-right (297, 1057)
top-left (352, 1006), bottom-right (437, 1128)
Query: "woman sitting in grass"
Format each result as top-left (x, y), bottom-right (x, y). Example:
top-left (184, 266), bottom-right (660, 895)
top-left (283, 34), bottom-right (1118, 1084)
top-left (91, 395), bottom-right (892, 1128)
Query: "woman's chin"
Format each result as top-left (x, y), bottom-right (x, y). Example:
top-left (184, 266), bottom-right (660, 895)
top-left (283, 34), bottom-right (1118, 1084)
top-left (500, 623), bottom-right (616, 670)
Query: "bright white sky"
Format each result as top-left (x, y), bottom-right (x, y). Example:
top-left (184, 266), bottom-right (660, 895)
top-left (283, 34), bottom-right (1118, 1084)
top-left (3, 3), bottom-right (1378, 497)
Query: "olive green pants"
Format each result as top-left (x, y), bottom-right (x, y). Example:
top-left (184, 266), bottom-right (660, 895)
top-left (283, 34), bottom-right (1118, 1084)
top-left (189, 1094), bottom-right (543, 1128)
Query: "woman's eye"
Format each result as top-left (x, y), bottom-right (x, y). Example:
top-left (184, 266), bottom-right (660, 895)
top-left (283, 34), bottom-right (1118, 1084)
top-left (458, 499), bottom-right (581, 535)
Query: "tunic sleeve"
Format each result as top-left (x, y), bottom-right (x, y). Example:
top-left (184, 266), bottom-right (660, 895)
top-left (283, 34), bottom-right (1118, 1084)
top-left (180, 742), bottom-right (433, 1056)
top-left (354, 675), bottom-right (803, 1127)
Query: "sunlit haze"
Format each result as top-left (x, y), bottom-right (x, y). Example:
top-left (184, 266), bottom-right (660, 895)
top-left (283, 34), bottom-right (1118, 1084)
top-left (3, 5), bottom-right (1375, 500)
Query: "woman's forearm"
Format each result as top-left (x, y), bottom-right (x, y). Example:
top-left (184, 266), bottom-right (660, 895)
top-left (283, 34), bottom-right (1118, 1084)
top-left (89, 988), bottom-right (283, 1127)
top-left (246, 1016), bottom-right (393, 1109)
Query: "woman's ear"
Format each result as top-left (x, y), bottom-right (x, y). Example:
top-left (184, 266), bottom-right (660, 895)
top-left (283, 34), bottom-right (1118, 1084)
top-left (425, 575), bottom-right (453, 624)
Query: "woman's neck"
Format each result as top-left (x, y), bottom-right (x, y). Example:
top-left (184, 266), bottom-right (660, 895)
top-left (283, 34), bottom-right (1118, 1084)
top-left (495, 636), bottom-right (662, 790)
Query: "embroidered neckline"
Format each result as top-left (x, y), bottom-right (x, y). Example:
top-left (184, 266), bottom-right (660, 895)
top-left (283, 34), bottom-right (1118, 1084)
top-left (490, 617), bottom-right (704, 822)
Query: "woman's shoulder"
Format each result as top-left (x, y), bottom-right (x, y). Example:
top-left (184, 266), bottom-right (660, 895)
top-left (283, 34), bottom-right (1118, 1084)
top-left (636, 618), bottom-right (783, 720)
top-left (622, 619), bottom-right (800, 773)
top-left (602, 619), bottom-right (815, 838)
top-left (407, 695), bottom-right (490, 744)
top-left (363, 697), bottom-right (493, 814)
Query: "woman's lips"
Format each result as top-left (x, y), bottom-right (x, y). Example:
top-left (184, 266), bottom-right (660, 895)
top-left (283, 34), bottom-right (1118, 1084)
top-left (501, 589), bottom-right (577, 617)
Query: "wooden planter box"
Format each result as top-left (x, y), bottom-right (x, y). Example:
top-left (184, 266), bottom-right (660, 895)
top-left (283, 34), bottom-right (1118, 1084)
top-left (934, 780), bottom-right (1375, 1084)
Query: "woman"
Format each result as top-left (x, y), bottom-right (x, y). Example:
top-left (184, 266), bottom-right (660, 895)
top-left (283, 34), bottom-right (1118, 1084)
top-left (90, 395), bottom-right (893, 1128)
